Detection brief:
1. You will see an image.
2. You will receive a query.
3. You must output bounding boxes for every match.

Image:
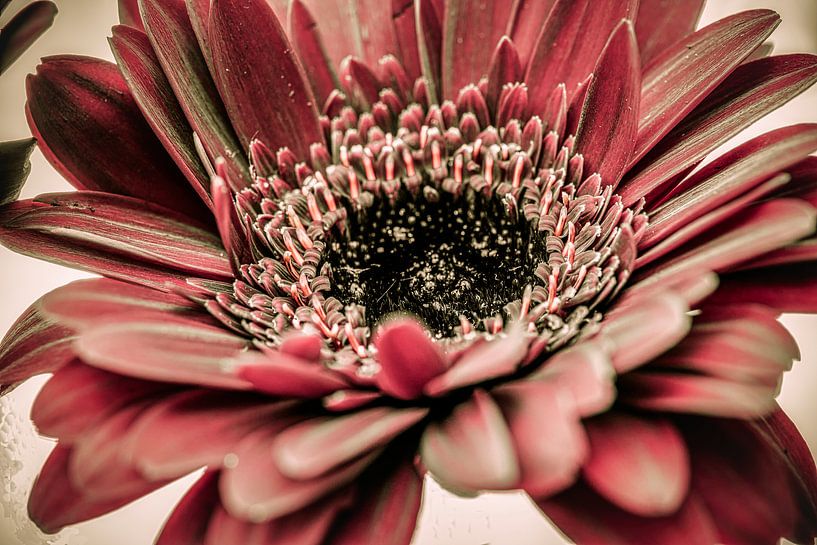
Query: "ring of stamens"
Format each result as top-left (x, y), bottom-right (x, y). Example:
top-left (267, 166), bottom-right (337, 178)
top-left (199, 59), bottom-right (646, 377)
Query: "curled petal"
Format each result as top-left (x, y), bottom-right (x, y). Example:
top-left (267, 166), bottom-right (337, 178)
top-left (420, 389), bottom-right (519, 493)
top-left (374, 317), bottom-right (447, 399)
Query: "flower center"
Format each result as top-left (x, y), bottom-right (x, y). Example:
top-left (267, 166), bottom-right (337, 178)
top-left (203, 75), bottom-right (647, 365)
top-left (326, 191), bottom-right (535, 336)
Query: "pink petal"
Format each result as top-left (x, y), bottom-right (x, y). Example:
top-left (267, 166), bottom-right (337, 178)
top-left (420, 389), bottom-right (519, 493)
top-left (710, 262), bottom-right (817, 313)
top-left (156, 471), bottom-right (221, 545)
top-left (0, 219), bottom-right (192, 293)
top-left (3, 192), bottom-right (231, 279)
top-left (643, 124), bottom-right (817, 247)
top-left (25, 55), bottom-right (207, 219)
top-left (0, 137), bottom-right (35, 206)
top-left (583, 413), bottom-right (689, 517)
top-left (620, 372), bottom-right (778, 418)
top-left (73, 313), bottom-right (253, 390)
top-left (639, 199), bottom-right (817, 286)
top-left (373, 318), bottom-right (447, 399)
top-left (139, 0), bottom-right (250, 187)
top-left (635, 173), bottom-right (790, 268)
top-left (633, 10), bottom-right (780, 164)
top-left (31, 361), bottom-right (169, 441)
top-left (391, 0), bottom-right (422, 81)
top-left (28, 444), bottom-right (162, 534)
top-left (525, 0), bottom-right (637, 113)
top-left (117, 0), bottom-right (144, 30)
top-left (440, 0), bottom-right (518, 100)
top-left (236, 352), bottom-right (349, 398)
top-left (529, 340), bottom-right (616, 417)
top-left (574, 20), bottom-right (640, 187)
top-left (353, 0), bottom-right (401, 69)
top-left (330, 457), bottom-right (423, 545)
top-left (68, 403), bottom-right (170, 501)
top-left (600, 292), bottom-right (690, 373)
top-left (272, 406), bottom-right (427, 480)
top-left (209, 0), bottom-right (322, 159)
top-left (682, 417), bottom-right (801, 542)
top-left (507, 0), bottom-right (556, 69)
top-left (416, 0), bottom-right (442, 102)
top-left (493, 381), bottom-right (587, 498)
top-left (298, 0), bottom-right (360, 70)
top-left (0, 303), bottom-right (74, 386)
top-left (538, 483), bottom-right (718, 545)
top-left (634, 0), bottom-right (704, 66)
top-left (621, 54), bottom-right (817, 206)
top-left (288, 0), bottom-right (339, 104)
top-left (754, 408), bottom-right (817, 540)
top-left (219, 426), bottom-right (378, 523)
top-left (110, 25), bottom-right (212, 208)
top-left (0, 1), bottom-right (58, 74)
top-left (127, 390), bottom-right (287, 480)
top-left (205, 493), bottom-right (346, 545)
top-left (424, 327), bottom-right (529, 396)
top-left (485, 36), bottom-right (522, 115)
top-left (40, 278), bottom-right (200, 331)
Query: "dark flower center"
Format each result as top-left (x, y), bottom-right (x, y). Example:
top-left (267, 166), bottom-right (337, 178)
top-left (327, 191), bottom-right (536, 336)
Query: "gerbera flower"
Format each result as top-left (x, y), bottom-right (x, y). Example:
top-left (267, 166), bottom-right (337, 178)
top-left (2, 0), bottom-right (817, 542)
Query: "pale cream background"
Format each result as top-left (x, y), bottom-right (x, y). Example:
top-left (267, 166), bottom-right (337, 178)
top-left (0, 1), bottom-right (815, 544)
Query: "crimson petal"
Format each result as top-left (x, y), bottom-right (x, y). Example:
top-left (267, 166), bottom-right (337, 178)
top-left (31, 361), bottom-right (169, 441)
top-left (440, 0), bottom-right (518, 100)
top-left (754, 408), bottom-right (817, 540)
top-left (272, 406), bottom-right (427, 480)
top-left (73, 313), bottom-right (252, 390)
top-left (25, 55), bottom-right (208, 219)
top-left (644, 124), bottom-right (817, 247)
top-left (538, 482), bottom-right (718, 545)
top-left (391, 0), bottom-right (422, 81)
top-left (40, 278), bottom-right (200, 331)
top-left (288, 0), bottom-right (339, 105)
top-left (574, 20), bottom-right (640, 188)
top-left (682, 417), bottom-right (802, 543)
top-left (117, 0), bottom-right (144, 30)
top-left (424, 327), bottom-right (529, 396)
top-left (209, 0), bottom-right (322, 159)
top-left (329, 457), bottom-right (423, 545)
top-left (0, 303), bottom-right (74, 387)
top-left (639, 199), bottom-right (817, 286)
top-left (420, 389), bottom-right (519, 493)
top-left (0, 1), bottom-right (57, 75)
top-left (28, 445), bottom-right (162, 534)
top-left (634, 0), bottom-right (704, 66)
top-left (3, 192), bottom-right (231, 279)
top-left (156, 471), bottom-right (221, 545)
top-left (0, 138), bottom-right (35, 206)
top-left (236, 352), bottom-right (350, 398)
top-left (508, 0), bottom-right (556, 69)
top-left (711, 262), bottom-right (817, 313)
top-left (525, 0), bottom-right (637, 113)
top-left (126, 390), bottom-right (286, 480)
top-left (600, 292), bottom-right (690, 373)
top-left (219, 426), bottom-right (378, 523)
top-left (622, 54), bottom-right (817, 207)
top-left (373, 318), bottom-right (447, 399)
top-left (139, 0), bottom-right (250, 186)
top-left (494, 380), bottom-right (587, 498)
top-left (111, 25), bottom-right (212, 208)
top-left (583, 413), bottom-right (689, 517)
top-left (633, 9), bottom-right (780, 164)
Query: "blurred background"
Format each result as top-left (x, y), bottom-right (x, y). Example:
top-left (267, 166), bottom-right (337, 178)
top-left (0, 1), bottom-right (816, 544)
